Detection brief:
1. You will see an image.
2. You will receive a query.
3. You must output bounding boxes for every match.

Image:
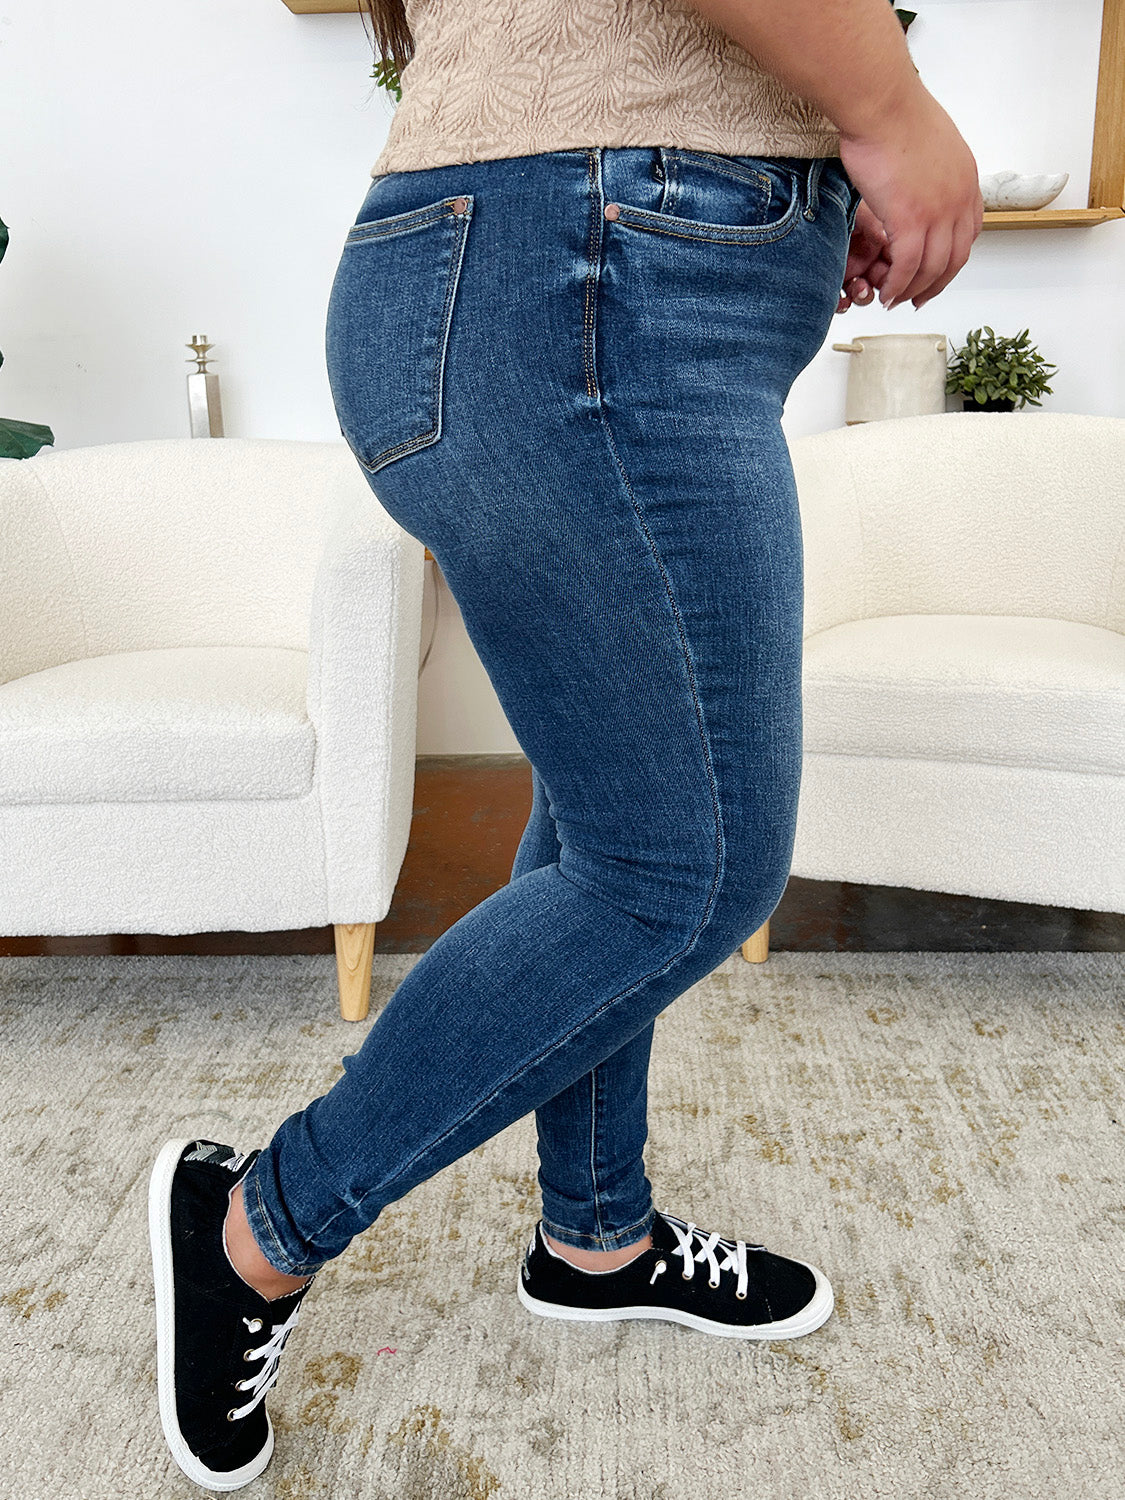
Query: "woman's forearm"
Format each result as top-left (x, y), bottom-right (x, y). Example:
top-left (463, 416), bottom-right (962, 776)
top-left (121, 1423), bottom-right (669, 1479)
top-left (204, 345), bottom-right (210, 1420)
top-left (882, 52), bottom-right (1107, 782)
top-left (680, 0), bottom-right (926, 141)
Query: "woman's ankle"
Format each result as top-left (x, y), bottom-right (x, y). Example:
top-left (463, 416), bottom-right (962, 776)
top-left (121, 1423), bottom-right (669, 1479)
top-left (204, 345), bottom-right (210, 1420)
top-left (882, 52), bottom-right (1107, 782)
top-left (542, 1228), bottom-right (653, 1272)
top-left (223, 1181), bottom-right (311, 1300)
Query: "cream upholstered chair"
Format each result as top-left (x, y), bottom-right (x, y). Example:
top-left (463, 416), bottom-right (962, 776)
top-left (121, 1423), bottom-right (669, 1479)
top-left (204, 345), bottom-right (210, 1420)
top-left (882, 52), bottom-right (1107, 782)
top-left (0, 437), bottom-right (424, 1019)
top-left (742, 410), bottom-right (1125, 962)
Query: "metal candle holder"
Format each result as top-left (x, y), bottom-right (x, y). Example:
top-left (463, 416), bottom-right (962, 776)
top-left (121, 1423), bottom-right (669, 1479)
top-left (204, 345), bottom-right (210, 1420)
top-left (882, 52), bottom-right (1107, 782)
top-left (186, 334), bottom-right (225, 438)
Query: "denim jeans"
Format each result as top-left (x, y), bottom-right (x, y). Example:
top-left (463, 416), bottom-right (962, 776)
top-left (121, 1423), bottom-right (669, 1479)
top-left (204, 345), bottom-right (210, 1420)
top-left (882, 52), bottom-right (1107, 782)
top-left (241, 146), bottom-right (860, 1275)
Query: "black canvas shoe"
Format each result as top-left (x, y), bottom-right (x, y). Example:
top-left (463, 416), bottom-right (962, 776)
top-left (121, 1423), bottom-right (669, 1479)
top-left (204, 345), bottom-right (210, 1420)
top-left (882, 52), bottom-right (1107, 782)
top-left (517, 1208), bottom-right (833, 1339)
top-left (148, 1138), bottom-right (315, 1491)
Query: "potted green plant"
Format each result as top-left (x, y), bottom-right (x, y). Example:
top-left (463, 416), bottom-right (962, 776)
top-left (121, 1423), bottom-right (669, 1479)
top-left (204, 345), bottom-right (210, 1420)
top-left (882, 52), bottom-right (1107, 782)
top-left (945, 325), bottom-right (1057, 412)
top-left (0, 213), bottom-right (54, 459)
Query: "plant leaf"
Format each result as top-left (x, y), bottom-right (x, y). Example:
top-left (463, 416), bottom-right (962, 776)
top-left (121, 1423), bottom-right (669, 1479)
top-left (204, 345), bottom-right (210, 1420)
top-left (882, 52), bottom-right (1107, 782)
top-left (0, 417), bottom-right (54, 459)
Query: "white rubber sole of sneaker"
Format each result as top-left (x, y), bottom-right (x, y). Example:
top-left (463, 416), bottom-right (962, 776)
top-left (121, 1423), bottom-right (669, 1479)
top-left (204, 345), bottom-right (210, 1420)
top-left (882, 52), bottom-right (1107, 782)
top-left (148, 1138), bottom-right (275, 1492)
top-left (516, 1259), bottom-right (834, 1340)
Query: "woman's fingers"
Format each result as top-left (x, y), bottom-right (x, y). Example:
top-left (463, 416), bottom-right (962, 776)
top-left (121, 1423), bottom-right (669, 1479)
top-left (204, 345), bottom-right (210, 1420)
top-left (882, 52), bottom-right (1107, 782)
top-left (839, 278), bottom-right (875, 311)
top-left (884, 220), bottom-right (954, 309)
top-left (835, 212), bottom-right (894, 312)
top-left (875, 224), bottom-right (929, 308)
top-left (910, 210), bottom-right (983, 309)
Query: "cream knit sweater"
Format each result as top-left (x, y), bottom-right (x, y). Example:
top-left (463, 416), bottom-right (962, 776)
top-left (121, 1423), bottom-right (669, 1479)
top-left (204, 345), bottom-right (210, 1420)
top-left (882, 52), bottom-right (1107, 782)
top-left (370, 0), bottom-right (843, 177)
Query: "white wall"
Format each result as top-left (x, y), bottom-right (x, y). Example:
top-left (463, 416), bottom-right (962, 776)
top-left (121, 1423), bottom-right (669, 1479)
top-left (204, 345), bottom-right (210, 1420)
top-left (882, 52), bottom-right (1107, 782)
top-left (1, 0), bottom-right (1121, 752)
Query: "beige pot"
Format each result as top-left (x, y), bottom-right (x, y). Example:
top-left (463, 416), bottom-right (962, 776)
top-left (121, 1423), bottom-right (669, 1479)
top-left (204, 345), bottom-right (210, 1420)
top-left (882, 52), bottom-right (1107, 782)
top-left (831, 332), bottom-right (949, 424)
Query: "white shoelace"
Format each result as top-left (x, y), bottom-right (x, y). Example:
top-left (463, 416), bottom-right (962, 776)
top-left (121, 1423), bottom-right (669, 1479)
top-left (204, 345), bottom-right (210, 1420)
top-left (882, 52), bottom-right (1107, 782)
top-left (658, 1215), bottom-right (765, 1300)
top-left (228, 1307), bottom-right (303, 1422)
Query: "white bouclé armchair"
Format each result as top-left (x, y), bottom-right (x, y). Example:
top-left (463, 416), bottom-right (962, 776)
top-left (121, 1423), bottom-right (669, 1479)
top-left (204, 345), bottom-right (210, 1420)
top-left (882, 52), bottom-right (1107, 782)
top-left (742, 409), bottom-right (1125, 962)
top-left (0, 437), bottom-right (425, 1019)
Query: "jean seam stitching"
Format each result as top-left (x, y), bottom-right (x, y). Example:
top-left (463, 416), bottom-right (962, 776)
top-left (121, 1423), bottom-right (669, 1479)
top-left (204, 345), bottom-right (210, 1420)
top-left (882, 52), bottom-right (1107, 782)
top-left (583, 150), bottom-right (601, 400)
top-left (589, 1065), bottom-right (605, 1242)
top-left (588, 150), bottom-right (724, 919)
top-left (612, 203), bottom-right (800, 245)
top-left (668, 148), bottom-right (773, 193)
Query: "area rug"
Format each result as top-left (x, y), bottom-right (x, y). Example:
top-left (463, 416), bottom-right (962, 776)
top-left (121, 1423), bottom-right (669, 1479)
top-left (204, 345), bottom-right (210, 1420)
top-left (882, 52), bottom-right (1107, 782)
top-left (0, 950), bottom-right (1121, 1499)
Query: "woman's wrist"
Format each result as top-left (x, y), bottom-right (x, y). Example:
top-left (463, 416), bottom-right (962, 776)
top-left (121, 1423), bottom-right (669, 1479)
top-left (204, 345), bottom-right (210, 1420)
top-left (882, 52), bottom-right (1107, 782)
top-left (837, 72), bottom-right (934, 149)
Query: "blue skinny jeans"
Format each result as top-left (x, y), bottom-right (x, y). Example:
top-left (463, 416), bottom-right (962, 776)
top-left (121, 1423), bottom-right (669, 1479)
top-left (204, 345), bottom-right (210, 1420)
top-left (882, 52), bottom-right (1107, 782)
top-left (241, 146), bottom-right (861, 1275)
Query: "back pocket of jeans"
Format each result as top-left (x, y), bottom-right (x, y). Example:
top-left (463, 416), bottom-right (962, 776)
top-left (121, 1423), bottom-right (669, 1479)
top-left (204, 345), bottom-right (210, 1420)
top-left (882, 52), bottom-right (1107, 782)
top-left (325, 195), bottom-right (474, 475)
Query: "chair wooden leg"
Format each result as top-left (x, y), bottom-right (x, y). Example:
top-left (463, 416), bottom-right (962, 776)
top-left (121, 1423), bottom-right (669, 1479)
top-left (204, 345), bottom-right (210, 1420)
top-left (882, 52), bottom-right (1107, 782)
top-left (334, 922), bottom-right (376, 1021)
top-left (740, 917), bottom-right (770, 963)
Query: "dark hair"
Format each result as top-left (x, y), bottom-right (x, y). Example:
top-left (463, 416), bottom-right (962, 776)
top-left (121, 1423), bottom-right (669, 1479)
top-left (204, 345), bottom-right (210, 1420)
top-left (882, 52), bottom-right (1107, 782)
top-left (359, 0), bottom-right (415, 82)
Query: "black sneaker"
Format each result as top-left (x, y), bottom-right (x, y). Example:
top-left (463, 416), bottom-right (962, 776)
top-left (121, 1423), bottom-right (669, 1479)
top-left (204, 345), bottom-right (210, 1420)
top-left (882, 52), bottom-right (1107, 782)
top-left (148, 1138), bottom-right (315, 1491)
top-left (517, 1209), bottom-right (833, 1340)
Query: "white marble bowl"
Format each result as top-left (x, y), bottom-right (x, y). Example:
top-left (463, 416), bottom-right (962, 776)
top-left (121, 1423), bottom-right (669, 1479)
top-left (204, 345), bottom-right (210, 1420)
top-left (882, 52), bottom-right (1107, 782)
top-left (979, 169), bottom-right (1069, 211)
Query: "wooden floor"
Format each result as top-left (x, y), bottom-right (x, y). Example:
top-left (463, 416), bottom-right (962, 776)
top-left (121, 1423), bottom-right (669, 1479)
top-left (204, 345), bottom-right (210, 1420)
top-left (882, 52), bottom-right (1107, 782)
top-left (2, 755), bottom-right (1121, 957)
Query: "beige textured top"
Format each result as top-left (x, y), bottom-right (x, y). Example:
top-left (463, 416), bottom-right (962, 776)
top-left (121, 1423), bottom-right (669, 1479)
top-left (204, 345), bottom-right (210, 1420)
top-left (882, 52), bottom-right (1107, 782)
top-left (370, 0), bottom-right (842, 177)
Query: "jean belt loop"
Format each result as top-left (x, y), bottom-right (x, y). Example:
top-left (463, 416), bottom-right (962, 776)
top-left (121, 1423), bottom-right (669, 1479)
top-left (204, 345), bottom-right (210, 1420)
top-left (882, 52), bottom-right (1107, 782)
top-left (804, 158), bottom-right (822, 221)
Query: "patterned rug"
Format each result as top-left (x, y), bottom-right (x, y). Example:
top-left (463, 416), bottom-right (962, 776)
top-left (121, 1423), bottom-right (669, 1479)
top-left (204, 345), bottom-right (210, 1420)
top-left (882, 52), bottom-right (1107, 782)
top-left (1, 949), bottom-right (1121, 1499)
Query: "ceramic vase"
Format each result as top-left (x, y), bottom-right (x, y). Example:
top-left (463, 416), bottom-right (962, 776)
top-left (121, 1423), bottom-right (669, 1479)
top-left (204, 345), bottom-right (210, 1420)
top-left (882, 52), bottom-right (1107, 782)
top-left (831, 332), bottom-right (950, 424)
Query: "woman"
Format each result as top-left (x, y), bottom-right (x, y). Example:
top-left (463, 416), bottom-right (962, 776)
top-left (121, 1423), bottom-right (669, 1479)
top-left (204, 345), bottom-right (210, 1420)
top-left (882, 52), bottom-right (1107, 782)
top-left (148, 0), bottom-right (982, 1488)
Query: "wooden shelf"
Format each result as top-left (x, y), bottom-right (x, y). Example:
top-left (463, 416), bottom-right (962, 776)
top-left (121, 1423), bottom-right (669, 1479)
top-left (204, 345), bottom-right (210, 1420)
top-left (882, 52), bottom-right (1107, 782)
top-left (282, 1), bottom-right (360, 12)
top-left (983, 206), bottom-right (1125, 229)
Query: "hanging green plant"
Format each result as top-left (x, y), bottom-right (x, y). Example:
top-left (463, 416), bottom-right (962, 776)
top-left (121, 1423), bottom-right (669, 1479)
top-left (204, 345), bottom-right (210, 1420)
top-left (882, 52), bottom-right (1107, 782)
top-left (373, 57), bottom-right (401, 102)
top-left (0, 214), bottom-right (54, 460)
top-left (945, 326), bottom-right (1057, 411)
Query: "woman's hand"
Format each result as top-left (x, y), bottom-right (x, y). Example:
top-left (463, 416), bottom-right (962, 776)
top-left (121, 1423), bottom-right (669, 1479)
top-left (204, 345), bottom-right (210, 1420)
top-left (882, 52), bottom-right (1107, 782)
top-left (836, 201), bottom-right (891, 313)
top-left (836, 85), bottom-right (984, 312)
